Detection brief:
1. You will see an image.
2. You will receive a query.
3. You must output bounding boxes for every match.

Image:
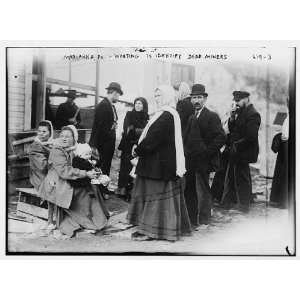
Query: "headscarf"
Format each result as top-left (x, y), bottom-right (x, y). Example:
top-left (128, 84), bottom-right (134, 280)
top-left (34, 120), bottom-right (54, 146)
top-left (155, 85), bottom-right (177, 109)
top-left (66, 125), bottom-right (79, 143)
top-left (74, 143), bottom-right (92, 158)
top-left (129, 97), bottom-right (149, 129)
top-left (134, 85), bottom-right (186, 178)
top-left (55, 124), bottom-right (78, 152)
top-left (177, 82), bottom-right (191, 102)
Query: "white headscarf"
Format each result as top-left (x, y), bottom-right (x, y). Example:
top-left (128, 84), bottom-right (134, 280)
top-left (155, 85), bottom-right (177, 109)
top-left (177, 82), bottom-right (191, 102)
top-left (135, 85), bottom-right (186, 178)
top-left (34, 120), bottom-right (54, 146)
top-left (66, 125), bottom-right (79, 144)
top-left (74, 143), bottom-right (92, 158)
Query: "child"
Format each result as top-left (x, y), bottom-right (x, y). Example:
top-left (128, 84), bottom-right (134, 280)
top-left (28, 120), bottom-right (55, 230)
top-left (70, 143), bottom-right (110, 188)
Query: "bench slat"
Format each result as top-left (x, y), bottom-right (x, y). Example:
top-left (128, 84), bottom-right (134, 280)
top-left (16, 187), bottom-right (38, 196)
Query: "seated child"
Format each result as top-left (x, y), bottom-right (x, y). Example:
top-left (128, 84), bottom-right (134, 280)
top-left (70, 143), bottom-right (110, 188)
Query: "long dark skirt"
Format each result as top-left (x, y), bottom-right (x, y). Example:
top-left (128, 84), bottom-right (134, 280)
top-left (127, 176), bottom-right (192, 241)
top-left (59, 185), bottom-right (110, 237)
top-left (270, 141), bottom-right (288, 208)
top-left (118, 151), bottom-right (133, 189)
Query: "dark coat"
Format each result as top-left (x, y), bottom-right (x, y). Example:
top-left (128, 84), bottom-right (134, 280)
top-left (176, 97), bottom-right (194, 134)
top-left (55, 101), bottom-right (81, 129)
top-left (270, 134), bottom-right (288, 207)
top-left (69, 156), bottom-right (94, 188)
top-left (135, 111), bottom-right (177, 181)
top-left (89, 98), bottom-right (117, 149)
top-left (118, 110), bottom-right (149, 189)
top-left (118, 110), bottom-right (149, 153)
top-left (226, 103), bottom-right (261, 163)
top-left (184, 107), bottom-right (226, 172)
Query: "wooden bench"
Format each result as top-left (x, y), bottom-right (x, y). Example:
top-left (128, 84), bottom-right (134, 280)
top-left (16, 187), bottom-right (48, 220)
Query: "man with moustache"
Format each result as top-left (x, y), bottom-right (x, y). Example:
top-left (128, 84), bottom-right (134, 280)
top-left (220, 91), bottom-right (261, 212)
top-left (89, 82), bottom-right (123, 197)
top-left (184, 84), bottom-right (226, 227)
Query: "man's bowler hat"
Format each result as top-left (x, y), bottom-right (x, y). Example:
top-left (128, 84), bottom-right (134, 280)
top-left (106, 82), bottom-right (123, 96)
top-left (190, 84), bottom-right (208, 97)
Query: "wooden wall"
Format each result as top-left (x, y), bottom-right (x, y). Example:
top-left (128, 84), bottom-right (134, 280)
top-left (7, 49), bottom-right (33, 133)
top-left (7, 57), bottom-right (26, 132)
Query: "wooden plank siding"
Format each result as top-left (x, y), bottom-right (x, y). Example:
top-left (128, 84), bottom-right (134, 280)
top-left (7, 55), bottom-right (33, 133)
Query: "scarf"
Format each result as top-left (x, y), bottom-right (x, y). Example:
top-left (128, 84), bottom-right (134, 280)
top-left (34, 120), bottom-right (54, 147)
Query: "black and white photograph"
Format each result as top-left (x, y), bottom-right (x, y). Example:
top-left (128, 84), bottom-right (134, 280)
top-left (5, 45), bottom-right (296, 255)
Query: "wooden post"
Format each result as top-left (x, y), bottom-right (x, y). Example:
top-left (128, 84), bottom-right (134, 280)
top-left (95, 52), bottom-right (100, 107)
top-left (35, 50), bottom-right (46, 124)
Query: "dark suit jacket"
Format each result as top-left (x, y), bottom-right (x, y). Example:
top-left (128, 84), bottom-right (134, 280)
top-left (89, 98), bottom-right (117, 149)
top-left (135, 111), bottom-right (177, 181)
top-left (184, 107), bottom-right (226, 172)
top-left (176, 97), bottom-right (194, 134)
top-left (69, 156), bottom-right (93, 188)
top-left (55, 101), bottom-right (81, 130)
top-left (227, 103), bottom-right (261, 163)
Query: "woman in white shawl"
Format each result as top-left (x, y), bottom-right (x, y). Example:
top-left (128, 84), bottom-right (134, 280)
top-left (127, 85), bottom-right (192, 241)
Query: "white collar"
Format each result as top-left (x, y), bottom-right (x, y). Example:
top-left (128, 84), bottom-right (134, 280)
top-left (195, 106), bottom-right (205, 118)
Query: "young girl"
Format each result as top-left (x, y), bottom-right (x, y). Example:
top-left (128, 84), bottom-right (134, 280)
top-left (28, 120), bottom-right (55, 229)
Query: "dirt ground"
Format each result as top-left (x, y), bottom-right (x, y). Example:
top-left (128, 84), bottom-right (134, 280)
top-left (7, 155), bottom-right (294, 255)
top-left (7, 198), bottom-right (293, 255)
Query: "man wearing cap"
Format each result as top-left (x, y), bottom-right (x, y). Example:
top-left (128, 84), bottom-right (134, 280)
top-left (89, 82), bottom-right (122, 189)
top-left (55, 90), bottom-right (81, 129)
top-left (184, 84), bottom-right (226, 226)
top-left (221, 91), bottom-right (261, 212)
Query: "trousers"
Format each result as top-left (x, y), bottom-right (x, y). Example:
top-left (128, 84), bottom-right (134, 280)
top-left (97, 137), bottom-right (116, 176)
top-left (184, 169), bottom-right (212, 225)
top-left (221, 161), bottom-right (252, 211)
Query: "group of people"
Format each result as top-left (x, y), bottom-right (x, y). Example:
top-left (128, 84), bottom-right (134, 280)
top-left (27, 80), bottom-right (289, 241)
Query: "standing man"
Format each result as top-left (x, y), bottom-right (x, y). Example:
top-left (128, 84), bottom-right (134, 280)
top-left (55, 90), bottom-right (81, 129)
top-left (89, 82), bottom-right (122, 193)
top-left (184, 84), bottom-right (226, 226)
top-left (221, 91), bottom-right (261, 212)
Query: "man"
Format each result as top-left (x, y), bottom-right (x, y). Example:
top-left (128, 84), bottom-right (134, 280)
top-left (55, 90), bottom-right (81, 129)
top-left (184, 84), bottom-right (226, 226)
top-left (89, 82), bottom-right (122, 189)
top-left (221, 91), bottom-right (261, 212)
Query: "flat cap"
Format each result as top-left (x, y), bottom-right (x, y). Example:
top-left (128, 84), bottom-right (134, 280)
top-left (233, 91), bottom-right (250, 101)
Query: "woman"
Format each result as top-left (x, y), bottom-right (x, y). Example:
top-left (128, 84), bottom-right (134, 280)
top-left (270, 101), bottom-right (289, 208)
top-left (28, 120), bottom-right (55, 227)
top-left (127, 85), bottom-right (192, 241)
top-left (39, 125), bottom-right (109, 238)
top-left (116, 97), bottom-right (149, 199)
